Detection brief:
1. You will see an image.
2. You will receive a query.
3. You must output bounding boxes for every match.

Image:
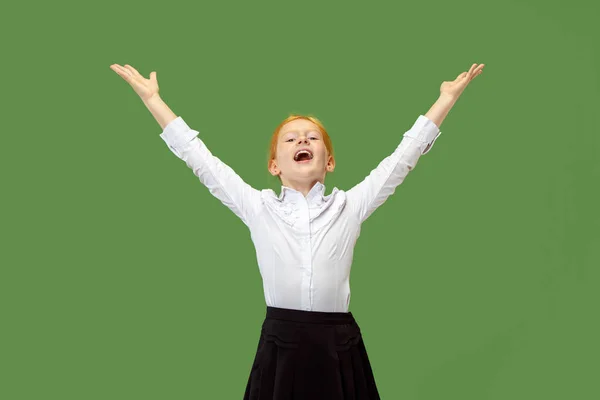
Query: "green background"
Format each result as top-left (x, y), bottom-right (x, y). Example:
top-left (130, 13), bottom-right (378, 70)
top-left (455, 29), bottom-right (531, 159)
top-left (2, 0), bottom-right (599, 398)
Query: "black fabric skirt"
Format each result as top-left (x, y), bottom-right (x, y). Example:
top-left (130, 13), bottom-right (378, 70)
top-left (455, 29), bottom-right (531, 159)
top-left (243, 306), bottom-right (381, 400)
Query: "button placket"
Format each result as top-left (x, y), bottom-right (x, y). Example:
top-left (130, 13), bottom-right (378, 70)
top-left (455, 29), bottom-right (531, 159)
top-left (297, 197), bottom-right (313, 310)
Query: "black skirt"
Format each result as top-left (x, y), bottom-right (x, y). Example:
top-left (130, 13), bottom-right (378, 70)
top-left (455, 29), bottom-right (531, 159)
top-left (243, 306), bottom-right (381, 400)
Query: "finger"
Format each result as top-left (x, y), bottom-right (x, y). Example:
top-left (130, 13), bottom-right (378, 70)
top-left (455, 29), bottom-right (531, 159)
top-left (124, 64), bottom-right (144, 79)
top-left (111, 65), bottom-right (133, 81)
top-left (117, 65), bottom-right (145, 87)
top-left (467, 63), bottom-right (477, 76)
top-left (469, 69), bottom-right (483, 81)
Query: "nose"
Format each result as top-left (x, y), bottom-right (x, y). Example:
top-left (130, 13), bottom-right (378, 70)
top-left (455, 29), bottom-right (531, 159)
top-left (297, 137), bottom-right (309, 144)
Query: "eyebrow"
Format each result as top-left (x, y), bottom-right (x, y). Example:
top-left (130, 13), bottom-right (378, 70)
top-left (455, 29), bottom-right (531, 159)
top-left (281, 129), bottom-right (321, 136)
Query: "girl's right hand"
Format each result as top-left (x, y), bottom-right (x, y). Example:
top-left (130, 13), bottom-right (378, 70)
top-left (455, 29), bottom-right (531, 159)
top-left (110, 64), bottom-right (159, 102)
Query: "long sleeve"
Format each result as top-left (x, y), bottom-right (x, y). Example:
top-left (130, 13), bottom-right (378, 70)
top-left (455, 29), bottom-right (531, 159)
top-left (159, 116), bottom-right (262, 228)
top-left (345, 115), bottom-right (441, 224)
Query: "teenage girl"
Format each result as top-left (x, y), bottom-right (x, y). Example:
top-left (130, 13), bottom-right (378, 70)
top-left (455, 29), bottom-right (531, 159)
top-left (110, 62), bottom-right (484, 399)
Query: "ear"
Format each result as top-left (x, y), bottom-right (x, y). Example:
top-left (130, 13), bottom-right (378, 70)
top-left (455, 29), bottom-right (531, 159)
top-left (326, 155), bottom-right (335, 173)
top-left (268, 159), bottom-right (280, 176)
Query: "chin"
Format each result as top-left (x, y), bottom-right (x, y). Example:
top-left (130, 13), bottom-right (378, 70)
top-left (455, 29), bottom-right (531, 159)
top-left (286, 166), bottom-right (321, 176)
top-left (293, 163), bottom-right (321, 171)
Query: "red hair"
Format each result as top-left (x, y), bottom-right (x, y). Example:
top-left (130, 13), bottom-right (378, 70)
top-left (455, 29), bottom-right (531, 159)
top-left (267, 114), bottom-right (335, 181)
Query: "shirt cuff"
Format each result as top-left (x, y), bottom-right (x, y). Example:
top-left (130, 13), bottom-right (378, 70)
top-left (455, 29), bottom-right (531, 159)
top-left (159, 116), bottom-right (201, 158)
top-left (402, 115), bottom-right (442, 154)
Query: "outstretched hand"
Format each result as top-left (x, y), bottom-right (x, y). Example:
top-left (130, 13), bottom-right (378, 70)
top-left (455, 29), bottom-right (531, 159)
top-left (110, 64), bottom-right (160, 102)
top-left (440, 63), bottom-right (484, 98)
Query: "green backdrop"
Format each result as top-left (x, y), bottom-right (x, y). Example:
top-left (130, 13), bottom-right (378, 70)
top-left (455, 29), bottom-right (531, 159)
top-left (2, 0), bottom-right (599, 398)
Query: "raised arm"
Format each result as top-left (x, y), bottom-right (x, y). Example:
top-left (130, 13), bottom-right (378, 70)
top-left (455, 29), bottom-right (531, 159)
top-left (345, 114), bottom-right (441, 224)
top-left (346, 63), bottom-right (485, 224)
top-left (110, 64), bottom-right (262, 227)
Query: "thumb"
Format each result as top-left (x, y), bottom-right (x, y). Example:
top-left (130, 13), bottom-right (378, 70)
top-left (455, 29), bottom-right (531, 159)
top-left (150, 71), bottom-right (157, 81)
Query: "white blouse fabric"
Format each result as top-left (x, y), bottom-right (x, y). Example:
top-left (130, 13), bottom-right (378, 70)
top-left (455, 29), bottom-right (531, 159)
top-left (160, 115), bottom-right (441, 312)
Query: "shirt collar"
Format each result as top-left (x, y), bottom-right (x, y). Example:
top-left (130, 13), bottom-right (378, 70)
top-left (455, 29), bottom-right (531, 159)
top-left (278, 181), bottom-right (326, 203)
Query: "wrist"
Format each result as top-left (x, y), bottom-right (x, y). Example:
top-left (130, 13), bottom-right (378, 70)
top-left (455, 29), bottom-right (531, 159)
top-left (425, 93), bottom-right (459, 128)
top-left (143, 93), bottom-right (162, 105)
top-left (439, 92), bottom-right (459, 103)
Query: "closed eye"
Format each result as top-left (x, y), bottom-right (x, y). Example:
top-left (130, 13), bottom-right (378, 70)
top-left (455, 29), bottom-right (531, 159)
top-left (286, 138), bottom-right (318, 142)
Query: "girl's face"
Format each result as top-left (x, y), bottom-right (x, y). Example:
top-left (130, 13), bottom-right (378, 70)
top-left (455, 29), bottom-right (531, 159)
top-left (269, 119), bottom-right (335, 183)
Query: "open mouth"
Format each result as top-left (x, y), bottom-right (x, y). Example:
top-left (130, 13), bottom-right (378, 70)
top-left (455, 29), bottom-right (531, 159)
top-left (294, 149), bottom-right (314, 163)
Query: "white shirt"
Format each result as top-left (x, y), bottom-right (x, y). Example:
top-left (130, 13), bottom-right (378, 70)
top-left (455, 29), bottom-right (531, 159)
top-left (160, 115), bottom-right (441, 312)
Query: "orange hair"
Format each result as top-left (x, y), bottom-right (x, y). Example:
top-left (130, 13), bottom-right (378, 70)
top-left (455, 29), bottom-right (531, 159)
top-left (267, 114), bottom-right (335, 181)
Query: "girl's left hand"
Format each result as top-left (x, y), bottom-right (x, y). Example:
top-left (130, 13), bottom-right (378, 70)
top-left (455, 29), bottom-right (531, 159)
top-left (440, 63), bottom-right (485, 98)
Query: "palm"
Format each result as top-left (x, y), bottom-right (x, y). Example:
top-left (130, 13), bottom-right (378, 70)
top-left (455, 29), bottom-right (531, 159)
top-left (110, 64), bottom-right (159, 101)
top-left (440, 63), bottom-right (484, 97)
